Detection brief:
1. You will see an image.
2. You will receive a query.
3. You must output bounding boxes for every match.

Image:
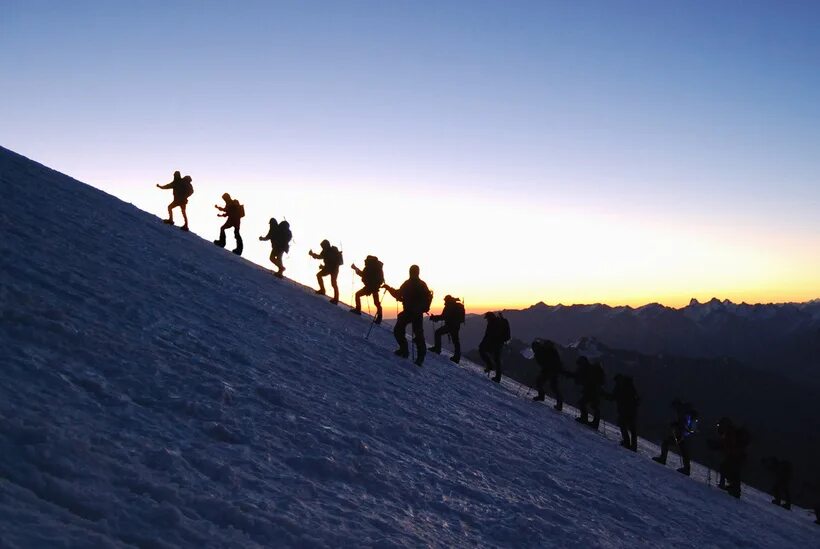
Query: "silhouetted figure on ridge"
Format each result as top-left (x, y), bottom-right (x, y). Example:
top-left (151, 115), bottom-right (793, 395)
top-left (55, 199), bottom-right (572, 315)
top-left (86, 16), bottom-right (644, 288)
top-left (707, 417), bottom-right (750, 499)
top-left (572, 356), bottom-right (605, 429)
top-left (604, 374), bottom-right (640, 451)
top-left (156, 171), bottom-right (193, 231)
top-left (259, 218), bottom-right (291, 278)
top-left (214, 193), bottom-right (244, 255)
top-left (531, 338), bottom-right (564, 410)
top-left (350, 255), bottom-right (384, 323)
top-left (761, 456), bottom-right (792, 510)
top-left (309, 240), bottom-right (343, 304)
top-left (428, 295), bottom-right (465, 364)
top-left (479, 312), bottom-right (510, 383)
top-left (653, 399), bottom-right (699, 475)
top-left (384, 265), bottom-right (432, 366)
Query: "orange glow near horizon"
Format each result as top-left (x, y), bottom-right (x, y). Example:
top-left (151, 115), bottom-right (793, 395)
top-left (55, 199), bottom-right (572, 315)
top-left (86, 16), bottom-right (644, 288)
top-left (75, 168), bottom-right (820, 315)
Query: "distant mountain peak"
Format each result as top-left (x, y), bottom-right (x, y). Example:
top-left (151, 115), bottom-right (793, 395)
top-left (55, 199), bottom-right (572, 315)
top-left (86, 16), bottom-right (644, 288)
top-left (567, 336), bottom-right (607, 358)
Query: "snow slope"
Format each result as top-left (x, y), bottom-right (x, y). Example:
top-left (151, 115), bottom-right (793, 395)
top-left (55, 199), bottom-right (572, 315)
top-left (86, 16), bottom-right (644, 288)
top-left (0, 146), bottom-right (816, 547)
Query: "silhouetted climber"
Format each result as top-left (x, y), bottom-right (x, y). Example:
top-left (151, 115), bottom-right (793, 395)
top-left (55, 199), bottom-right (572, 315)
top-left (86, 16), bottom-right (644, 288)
top-left (259, 218), bottom-right (291, 278)
top-left (707, 417), bottom-right (750, 498)
top-left (572, 356), bottom-right (605, 429)
top-left (156, 171), bottom-right (193, 231)
top-left (604, 374), bottom-right (640, 451)
top-left (428, 295), bottom-right (465, 364)
top-left (479, 312), bottom-right (511, 382)
top-left (531, 338), bottom-right (564, 410)
top-left (384, 265), bottom-right (433, 366)
top-left (761, 456), bottom-right (792, 510)
top-left (214, 193), bottom-right (244, 255)
top-left (309, 240), bottom-right (343, 304)
top-left (653, 399), bottom-right (699, 475)
top-left (350, 255), bottom-right (384, 323)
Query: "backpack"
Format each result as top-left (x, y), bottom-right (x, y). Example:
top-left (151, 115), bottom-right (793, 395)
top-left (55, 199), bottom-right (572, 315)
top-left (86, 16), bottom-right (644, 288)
top-left (423, 288), bottom-right (434, 313)
top-left (181, 178), bottom-right (194, 198)
top-left (682, 414), bottom-right (699, 438)
top-left (276, 222), bottom-right (292, 251)
top-left (228, 199), bottom-right (244, 219)
top-left (589, 362), bottom-right (605, 387)
top-left (533, 341), bottom-right (561, 372)
top-left (363, 256), bottom-right (384, 289)
top-left (622, 378), bottom-right (639, 405)
top-left (452, 301), bottom-right (466, 324)
top-left (327, 246), bottom-right (343, 268)
top-left (498, 313), bottom-right (511, 342)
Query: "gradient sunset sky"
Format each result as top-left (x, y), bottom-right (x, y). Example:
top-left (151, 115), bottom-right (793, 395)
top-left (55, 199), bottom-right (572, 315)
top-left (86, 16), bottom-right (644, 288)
top-left (2, 1), bottom-right (819, 311)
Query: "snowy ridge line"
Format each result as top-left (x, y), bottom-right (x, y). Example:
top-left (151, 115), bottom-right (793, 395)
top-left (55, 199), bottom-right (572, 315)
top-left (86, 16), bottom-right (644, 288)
top-left (430, 348), bottom-right (814, 520)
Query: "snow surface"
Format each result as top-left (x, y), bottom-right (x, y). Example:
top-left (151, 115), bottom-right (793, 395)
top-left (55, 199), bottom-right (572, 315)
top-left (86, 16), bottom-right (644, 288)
top-left (1, 146), bottom-right (817, 547)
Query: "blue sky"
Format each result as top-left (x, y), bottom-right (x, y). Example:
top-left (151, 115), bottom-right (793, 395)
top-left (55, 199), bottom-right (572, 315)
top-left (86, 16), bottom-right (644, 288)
top-left (2, 1), bottom-right (819, 307)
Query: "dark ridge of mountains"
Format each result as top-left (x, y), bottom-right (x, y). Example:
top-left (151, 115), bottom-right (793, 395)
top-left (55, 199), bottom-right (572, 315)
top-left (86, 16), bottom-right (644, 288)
top-left (464, 337), bottom-right (820, 508)
top-left (452, 298), bottom-right (820, 387)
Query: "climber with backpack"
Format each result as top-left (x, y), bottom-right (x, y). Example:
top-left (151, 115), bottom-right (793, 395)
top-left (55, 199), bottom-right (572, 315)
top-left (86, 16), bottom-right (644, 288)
top-left (761, 456), bottom-right (792, 510)
top-left (531, 338), bottom-right (564, 410)
top-left (384, 265), bottom-right (432, 366)
top-left (156, 171), bottom-right (194, 231)
top-left (603, 374), bottom-right (640, 451)
top-left (214, 192), bottom-right (245, 255)
top-left (259, 218), bottom-right (292, 278)
top-left (479, 312), bottom-right (510, 383)
top-left (573, 356), bottom-right (605, 429)
top-left (350, 255), bottom-right (384, 323)
top-left (309, 239), bottom-right (343, 304)
top-left (653, 399), bottom-right (700, 475)
top-left (707, 417), bottom-right (750, 498)
top-left (428, 295), bottom-right (465, 363)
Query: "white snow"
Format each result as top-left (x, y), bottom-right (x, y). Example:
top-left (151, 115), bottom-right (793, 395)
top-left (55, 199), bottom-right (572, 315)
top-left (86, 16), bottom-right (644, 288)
top-left (1, 146), bottom-right (817, 547)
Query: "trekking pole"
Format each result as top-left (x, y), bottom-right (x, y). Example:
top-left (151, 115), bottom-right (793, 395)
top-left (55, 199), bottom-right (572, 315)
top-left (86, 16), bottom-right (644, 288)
top-left (351, 269), bottom-right (355, 307)
top-left (365, 287), bottom-right (387, 340)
